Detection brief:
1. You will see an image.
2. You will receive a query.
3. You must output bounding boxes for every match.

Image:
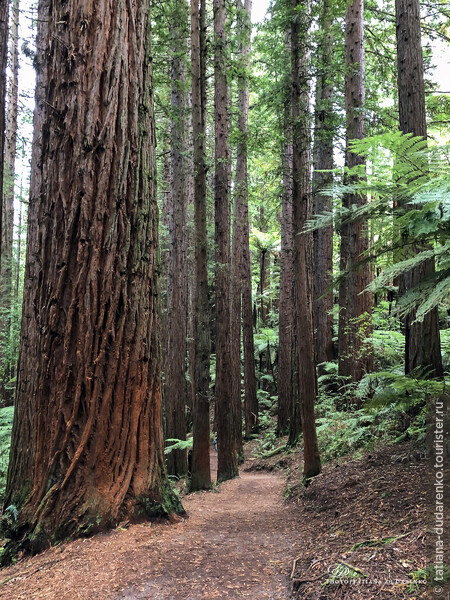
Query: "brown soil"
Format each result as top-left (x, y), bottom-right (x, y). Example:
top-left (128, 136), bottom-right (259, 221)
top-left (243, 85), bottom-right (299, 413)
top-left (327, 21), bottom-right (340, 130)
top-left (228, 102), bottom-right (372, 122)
top-left (1, 441), bottom-right (445, 600)
top-left (249, 440), bottom-right (443, 600)
top-left (0, 454), bottom-right (298, 600)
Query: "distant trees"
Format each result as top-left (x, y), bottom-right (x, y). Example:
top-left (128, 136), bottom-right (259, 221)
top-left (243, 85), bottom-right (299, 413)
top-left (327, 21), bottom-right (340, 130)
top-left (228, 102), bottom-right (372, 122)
top-left (338, 0), bottom-right (373, 385)
top-left (190, 0), bottom-right (211, 491)
top-left (394, 0), bottom-right (443, 377)
top-left (0, 0), bottom-right (8, 268)
top-left (4, 0), bottom-right (179, 556)
top-left (214, 0), bottom-right (238, 482)
top-left (291, 0), bottom-right (321, 478)
top-left (164, 0), bottom-right (190, 477)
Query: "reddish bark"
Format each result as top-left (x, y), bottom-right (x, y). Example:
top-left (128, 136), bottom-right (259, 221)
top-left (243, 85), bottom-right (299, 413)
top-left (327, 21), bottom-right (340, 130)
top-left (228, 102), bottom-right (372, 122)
top-left (4, 0), bottom-right (180, 558)
top-left (338, 0), bottom-right (374, 385)
top-left (214, 0), bottom-right (238, 482)
top-left (277, 37), bottom-right (293, 436)
top-left (190, 0), bottom-right (211, 491)
top-left (291, 0), bottom-right (321, 478)
top-left (313, 0), bottom-right (335, 374)
top-left (395, 0), bottom-right (442, 377)
top-left (164, 0), bottom-right (190, 477)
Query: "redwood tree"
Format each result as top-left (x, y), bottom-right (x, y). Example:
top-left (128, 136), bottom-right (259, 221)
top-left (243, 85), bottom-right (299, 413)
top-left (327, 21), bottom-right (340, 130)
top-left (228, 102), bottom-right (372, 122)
top-left (230, 0), bottom-right (252, 457)
top-left (338, 0), bottom-right (373, 385)
top-left (395, 0), bottom-right (442, 377)
top-left (214, 0), bottom-right (238, 481)
top-left (277, 30), bottom-right (293, 437)
top-left (313, 0), bottom-right (335, 373)
top-left (0, 0), bottom-right (9, 269)
top-left (164, 0), bottom-right (190, 477)
top-left (190, 0), bottom-right (211, 491)
top-left (291, 0), bottom-right (321, 479)
top-left (4, 0), bottom-right (180, 557)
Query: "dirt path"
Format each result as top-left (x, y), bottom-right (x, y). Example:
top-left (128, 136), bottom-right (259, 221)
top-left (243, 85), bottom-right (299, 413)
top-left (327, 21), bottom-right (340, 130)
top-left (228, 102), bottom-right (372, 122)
top-left (0, 464), bottom-right (297, 600)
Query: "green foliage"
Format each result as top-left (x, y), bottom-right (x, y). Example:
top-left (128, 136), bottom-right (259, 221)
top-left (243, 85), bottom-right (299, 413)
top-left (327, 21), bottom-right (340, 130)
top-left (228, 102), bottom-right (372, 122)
top-left (0, 406), bottom-right (14, 501)
top-left (309, 133), bottom-right (450, 324)
top-left (164, 437), bottom-right (193, 455)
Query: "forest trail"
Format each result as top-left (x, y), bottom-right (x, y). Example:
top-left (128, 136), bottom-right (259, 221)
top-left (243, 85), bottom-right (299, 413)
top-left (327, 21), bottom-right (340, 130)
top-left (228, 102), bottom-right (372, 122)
top-left (0, 459), bottom-right (297, 600)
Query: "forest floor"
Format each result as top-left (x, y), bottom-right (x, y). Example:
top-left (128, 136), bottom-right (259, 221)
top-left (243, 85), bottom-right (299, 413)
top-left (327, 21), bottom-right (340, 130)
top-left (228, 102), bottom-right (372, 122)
top-left (0, 439), bottom-right (445, 600)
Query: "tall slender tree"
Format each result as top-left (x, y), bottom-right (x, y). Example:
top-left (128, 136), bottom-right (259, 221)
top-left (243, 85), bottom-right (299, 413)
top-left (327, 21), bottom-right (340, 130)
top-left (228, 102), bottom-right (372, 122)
top-left (291, 0), bottom-right (321, 479)
top-left (190, 0), bottom-right (211, 491)
top-left (313, 0), bottom-right (335, 374)
top-left (277, 30), bottom-right (293, 437)
top-left (0, 0), bottom-right (9, 269)
top-left (214, 0), bottom-right (238, 481)
top-left (230, 0), bottom-right (252, 458)
top-left (164, 0), bottom-right (190, 477)
top-left (4, 0), bottom-right (179, 558)
top-left (2, 0), bottom-right (19, 292)
top-left (395, 0), bottom-right (442, 377)
top-left (338, 0), bottom-right (373, 385)
top-left (1, 0), bottom-right (20, 403)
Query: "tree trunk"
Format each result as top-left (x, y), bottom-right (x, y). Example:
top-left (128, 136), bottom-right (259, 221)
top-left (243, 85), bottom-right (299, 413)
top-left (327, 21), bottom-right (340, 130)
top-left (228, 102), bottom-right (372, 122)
top-left (395, 0), bottom-right (442, 377)
top-left (190, 0), bottom-right (211, 492)
top-left (313, 0), bottom-right (335, 374)
top-left (4, 0), bottom-right (180, 559)
top-left (338, 0), bottom-right (374, 386)
top-left (214, 0), bottom-right (238, 482)
top-left (0, 0), bottom-right (20, 404)
top-left (0, 0), bottom-right (9, 270)
top-left (164, 0), bottom-right (190, 477)
top-left (230, 0), bottom-right (252, 459)
top-left (291, 0), bottom-right (321, 479)
top-left (277, 33), bottom-right (293, 437)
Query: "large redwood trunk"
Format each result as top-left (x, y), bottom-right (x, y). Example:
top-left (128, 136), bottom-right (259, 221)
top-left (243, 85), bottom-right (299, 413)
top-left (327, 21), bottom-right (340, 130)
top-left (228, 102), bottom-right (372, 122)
top-left (395, 0), bottom-right (442, 377)
top-left (190, 0), bottom-right (211, 492)
top-left (214, 0), bottom-right (238, 482)
top-left (164, 0), bottom-right (190, 477)
top-left (313, 0), bottom-right (335, 374)
top-left (4, 0), bottom-right (180, 558)
top-left (338, 0), bottom-right (373, 385)
top-left (291, 0), bottom-right (321, 479)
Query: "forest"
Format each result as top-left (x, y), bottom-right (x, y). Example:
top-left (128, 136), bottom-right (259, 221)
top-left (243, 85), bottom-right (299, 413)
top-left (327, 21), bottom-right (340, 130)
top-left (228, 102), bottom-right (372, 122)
top-left (0, 0), bottom-right (447, 598)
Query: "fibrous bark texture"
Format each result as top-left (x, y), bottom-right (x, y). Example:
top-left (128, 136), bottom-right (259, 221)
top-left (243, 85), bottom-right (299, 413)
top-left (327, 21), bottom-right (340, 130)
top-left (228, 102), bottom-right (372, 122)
top-left (313, 0), bottom-right (335, 374)
top-left (164, 0), bottom-right (190, 477)
top-left (4, 0), bottom-right (180, 558)
top-left (338, 0), bottom-right (374, 385)
top-left (291, 0), bottom-right (321, 479)
top-left (190, 0), bottom-right (211, 492)
top-left (230, 0), bottom-right (252, 457)
top-left (395, 0), bottom-right (442, 377)
top-left (277, 33), bottom-right (293, 437)
top-left (214, 0), bottom-right (238, 482)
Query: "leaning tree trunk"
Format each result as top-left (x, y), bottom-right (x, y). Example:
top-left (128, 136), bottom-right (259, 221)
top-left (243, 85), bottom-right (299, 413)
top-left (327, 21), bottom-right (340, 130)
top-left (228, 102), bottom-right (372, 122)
top-left (277, 36), bottom-right (293, 437)
top-left (291, 0), bottom-right (321, 479)
top-left (395, 0), bottom-right (442, 377)
top-left (214, 0), bottom-right (238, 482)
top-left (164, 0), bottom-right (190, 477)
top-left (313, 0), bottom-right (335, 374)
top-left (4, 0), bottom-right (180, 560)
top-left (190, 0), bottom-right (211, 492)
top-left (338, 0), bottom-right (373, 386)
top-left (0, 0), bottom-right (9, 270)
